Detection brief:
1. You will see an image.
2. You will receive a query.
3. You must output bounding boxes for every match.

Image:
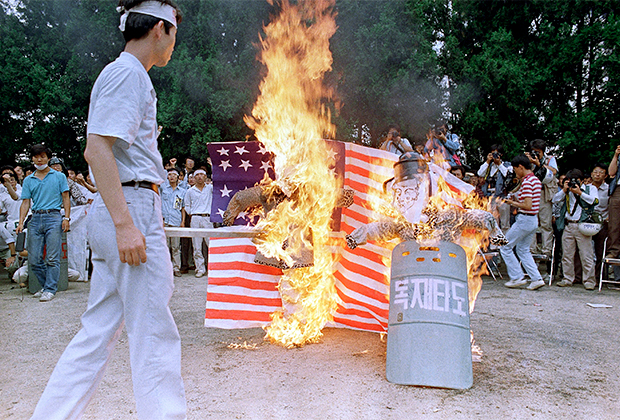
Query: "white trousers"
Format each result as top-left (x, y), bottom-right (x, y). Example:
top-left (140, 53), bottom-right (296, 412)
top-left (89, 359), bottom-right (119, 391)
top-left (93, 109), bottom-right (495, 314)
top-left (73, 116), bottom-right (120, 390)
top-left (32, 188), bottom-right (186, 420)
top-left (190, 215), bottom-right (212, 275)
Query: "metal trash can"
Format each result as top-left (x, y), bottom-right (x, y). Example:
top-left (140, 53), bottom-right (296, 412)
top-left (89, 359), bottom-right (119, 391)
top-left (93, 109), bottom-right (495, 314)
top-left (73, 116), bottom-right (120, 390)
top-left (386, 240), bottom-right (473, 389)
top-left (28, 231), bottom-right (69, 294)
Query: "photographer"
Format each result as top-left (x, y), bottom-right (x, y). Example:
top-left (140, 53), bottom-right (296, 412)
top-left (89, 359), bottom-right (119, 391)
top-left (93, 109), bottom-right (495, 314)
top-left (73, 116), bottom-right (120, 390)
top-left (478, 144), bottom-right (511, 231)
top-left (424, 122), bottom-right (461, 169)
top-left (553, 169), bottom-right (599, 289)
top-left (379, 126), bottom-right (413, 155)
top-left (526, 139), bottom-right (558, 259)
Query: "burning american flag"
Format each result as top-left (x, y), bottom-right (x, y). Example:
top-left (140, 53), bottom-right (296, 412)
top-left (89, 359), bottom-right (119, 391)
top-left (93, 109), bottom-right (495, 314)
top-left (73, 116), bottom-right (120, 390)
top-left (206, 140), bottom-right (398, 333)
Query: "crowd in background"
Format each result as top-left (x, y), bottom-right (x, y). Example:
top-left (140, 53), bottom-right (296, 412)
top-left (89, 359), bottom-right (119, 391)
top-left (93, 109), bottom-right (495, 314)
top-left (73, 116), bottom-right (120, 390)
top-left (380, 123), bottom-right (620, 291)
top-left (3, 131), bottom-right (620, 297)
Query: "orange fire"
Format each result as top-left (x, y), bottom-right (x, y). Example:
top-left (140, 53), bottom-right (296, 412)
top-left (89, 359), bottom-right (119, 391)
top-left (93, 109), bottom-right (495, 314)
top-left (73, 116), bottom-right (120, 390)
top-left (244, 0), bottom-right (339, 348)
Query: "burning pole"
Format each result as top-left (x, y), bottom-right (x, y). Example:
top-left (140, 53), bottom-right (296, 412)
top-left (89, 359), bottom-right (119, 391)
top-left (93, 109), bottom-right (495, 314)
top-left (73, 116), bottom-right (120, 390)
top-left (243, 0), bottom-right (339, 348)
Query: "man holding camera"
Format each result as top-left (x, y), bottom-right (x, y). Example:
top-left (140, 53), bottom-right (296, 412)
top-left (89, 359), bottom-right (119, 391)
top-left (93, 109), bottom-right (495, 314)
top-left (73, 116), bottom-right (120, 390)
top-left (477, 144), bottom-right (511, 231)
top-left (379, 126), bottom-right (413, 155)
top-left (526, 139), bottom-right (558, 259)
top-left (424, 122), bottom-right (461, 169)
top-left (553, 169), bottom-right (599, 289)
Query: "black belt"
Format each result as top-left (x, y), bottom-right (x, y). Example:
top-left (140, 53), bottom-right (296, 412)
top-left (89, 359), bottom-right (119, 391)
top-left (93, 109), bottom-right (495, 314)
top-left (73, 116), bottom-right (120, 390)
top-left (121, 181), bottom-right (159, 195)
top-left (33, 209), bottom-right (60, 214)
top-left (192, 213), bottom-right (210, 217)
top-left (565, 220), bottom-right (579, 224)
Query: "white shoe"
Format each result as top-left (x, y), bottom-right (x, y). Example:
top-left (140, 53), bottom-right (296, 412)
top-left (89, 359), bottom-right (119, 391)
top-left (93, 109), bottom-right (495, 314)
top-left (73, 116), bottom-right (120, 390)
top-left (195, 272), bottom-right (205, 278)
top-left (527, 280), bottom-right (546, 290)
top-left (39, 291), bottom-right (55, 302)
top-left (33, 289), bottom-right (44, 298)
top-left (505, 278), bottom-right (528, 288)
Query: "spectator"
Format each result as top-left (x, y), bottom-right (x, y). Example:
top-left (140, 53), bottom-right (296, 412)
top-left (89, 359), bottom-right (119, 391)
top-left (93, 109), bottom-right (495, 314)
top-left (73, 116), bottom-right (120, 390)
top-left (14, 165), bottom-right (25, 184)
top-left (500, 154), bottom-right (546, 290)
top-left (424, 122), bottom-right (461, 169)
top-left (0, 172), bottom-right (21, 221)
top-left (184, 156), bottom-right (195, 173)
top-left (16, 144), bottom-right (71, 302)
top-left (411, 134), bottom-right (426, 155)
top-left (526, 139), bottom-right (558, 258)
top-left (478, 144), bottom-right (512, 232)
top-left (553, 169), bottom-right (599, 289)
top-left (183, 169), bottom-right (213, 277)
top-left (380, 126), bottom-right (413, 155)
top-left (589, 163), bottom-right (612, 282)
top-left (161, 167), bottom-right (186, 277)
top-left (0, 223), bottom-right (17, 275)
top-left (607, 145), bottom-right (620, 261)
top-left (551, 173), bottom-right (566, 279)
top-left (75, 172), bottom-right (98, 198)
top-left (49, 157), bottom-right (88, 206)
top-left (450, 165), bottom-right (464, 180)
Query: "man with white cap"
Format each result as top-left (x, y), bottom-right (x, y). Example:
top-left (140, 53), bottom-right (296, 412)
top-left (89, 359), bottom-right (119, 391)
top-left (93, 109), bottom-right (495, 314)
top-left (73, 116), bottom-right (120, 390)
top-left (31, 1), bottom-right (187, 419)
top-left (183, 168), bottom-right (213, 277)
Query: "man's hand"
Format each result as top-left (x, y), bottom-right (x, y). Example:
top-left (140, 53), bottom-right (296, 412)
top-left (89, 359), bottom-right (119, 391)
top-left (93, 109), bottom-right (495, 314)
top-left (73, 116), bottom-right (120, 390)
top-left (5, 256), bottom-right (15, 267)
top-left (16, 223), bottom-right (23, 234)
top-left (116, 223), bottom-right (147, 266)
top-left (615, 144), bottom-right (620, 157)
top-left (62, 219), bottom-right (70, 232)
top-left (525, 152), bottom-right (540, 167)
top-left (486, 153), bottom-right (493, 163)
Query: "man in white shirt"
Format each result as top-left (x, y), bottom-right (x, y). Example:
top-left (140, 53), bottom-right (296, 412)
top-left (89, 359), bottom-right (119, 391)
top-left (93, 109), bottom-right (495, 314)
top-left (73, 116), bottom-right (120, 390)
top-left (553, 169), bottom-right (599, 289)
top-left (477, 144), bottom-right (511, 231)
top-left (183, 169), bottom-right (213, 277)
top-left (0, 172), bottom-right (21, 221)
top-left (31, 2), bottom-right (187, 419)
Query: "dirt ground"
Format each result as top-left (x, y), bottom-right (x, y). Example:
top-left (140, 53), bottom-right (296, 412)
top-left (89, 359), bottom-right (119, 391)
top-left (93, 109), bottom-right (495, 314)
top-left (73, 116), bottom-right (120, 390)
top-left (2, 263), bottom-right (620, 420)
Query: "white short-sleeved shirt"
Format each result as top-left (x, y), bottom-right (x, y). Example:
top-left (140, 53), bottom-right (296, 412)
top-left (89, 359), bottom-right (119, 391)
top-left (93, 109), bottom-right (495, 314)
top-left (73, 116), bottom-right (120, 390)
top-left (184, 184), bottom-right (213, 215)
top-left (87, 52), bottom-right (166, 185)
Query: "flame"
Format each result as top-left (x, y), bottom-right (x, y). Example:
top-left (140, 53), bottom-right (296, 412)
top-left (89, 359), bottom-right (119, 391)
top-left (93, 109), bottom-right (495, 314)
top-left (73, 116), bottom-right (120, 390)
top-left (244, 0), bottom-right (339, 348)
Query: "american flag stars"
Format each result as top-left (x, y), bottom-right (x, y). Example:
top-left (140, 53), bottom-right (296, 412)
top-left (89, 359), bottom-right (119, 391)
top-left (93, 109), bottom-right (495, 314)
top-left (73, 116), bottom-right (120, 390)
top-left (208, 141), bottom-right (276, 225)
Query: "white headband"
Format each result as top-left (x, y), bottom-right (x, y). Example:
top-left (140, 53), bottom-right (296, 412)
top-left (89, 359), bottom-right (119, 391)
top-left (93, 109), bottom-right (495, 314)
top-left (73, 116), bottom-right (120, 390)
top-left (117, 1), bottom-right (177, 32)
top-left (194, 169), bottom-right (206, 176)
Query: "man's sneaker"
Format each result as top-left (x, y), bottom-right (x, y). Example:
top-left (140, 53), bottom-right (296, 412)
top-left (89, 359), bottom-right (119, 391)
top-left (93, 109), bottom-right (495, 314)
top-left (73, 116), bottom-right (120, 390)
top-left (173, 270), bottom-right (182, 277)
top-left (33, 289), bottom-right (44, 298)
top-left (556, 279), bottom-right (572, 287)
top-left (527, 280), bottom-right (546, 290)
top-left (195, 271), bottom-right (205, 278)
top-left (39, 291), bottom-right (55, 302)
top-left (505, 278), bottom-right (528, 288)
top-left (584, 281), bottom-right (596, 290)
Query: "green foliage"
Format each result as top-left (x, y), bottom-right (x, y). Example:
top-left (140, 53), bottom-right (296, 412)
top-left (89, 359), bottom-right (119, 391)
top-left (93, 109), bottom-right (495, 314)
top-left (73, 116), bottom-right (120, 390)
top-left (1, 0), bottom-right (619, 175)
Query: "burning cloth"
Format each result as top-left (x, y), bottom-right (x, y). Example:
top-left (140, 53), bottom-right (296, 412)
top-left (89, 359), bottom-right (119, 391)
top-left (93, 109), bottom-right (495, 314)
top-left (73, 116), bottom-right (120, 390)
top-left (346, 152), bottom-right (508, 249)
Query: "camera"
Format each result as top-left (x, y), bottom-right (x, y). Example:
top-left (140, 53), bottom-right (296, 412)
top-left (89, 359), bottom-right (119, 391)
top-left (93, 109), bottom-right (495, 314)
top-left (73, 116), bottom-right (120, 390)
top-left (568, 178), bottom-right (579, 189)
top-left (390, 130), bottom-right (399, 137)
top-left (492, 152), bottom-right (500, 159)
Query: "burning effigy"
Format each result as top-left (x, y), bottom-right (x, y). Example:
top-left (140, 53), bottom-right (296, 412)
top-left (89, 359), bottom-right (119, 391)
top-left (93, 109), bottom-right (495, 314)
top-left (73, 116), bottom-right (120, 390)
top-left (346, 151), bottom-right (508, 250)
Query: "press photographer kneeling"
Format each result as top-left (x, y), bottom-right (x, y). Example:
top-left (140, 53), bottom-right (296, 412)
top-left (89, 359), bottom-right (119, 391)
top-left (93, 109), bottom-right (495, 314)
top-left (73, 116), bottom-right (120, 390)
top-left (553, 169), bottom-right (600, 289)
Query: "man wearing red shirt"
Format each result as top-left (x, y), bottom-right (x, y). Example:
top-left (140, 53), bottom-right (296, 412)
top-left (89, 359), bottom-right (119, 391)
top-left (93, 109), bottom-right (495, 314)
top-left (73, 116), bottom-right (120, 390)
top-left (501, 154), bottom-right (546, 290)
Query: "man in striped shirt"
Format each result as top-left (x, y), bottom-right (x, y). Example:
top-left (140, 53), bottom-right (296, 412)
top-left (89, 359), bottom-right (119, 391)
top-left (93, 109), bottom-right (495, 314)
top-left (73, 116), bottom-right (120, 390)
top-left (500, 154), bottom-right (546, 290)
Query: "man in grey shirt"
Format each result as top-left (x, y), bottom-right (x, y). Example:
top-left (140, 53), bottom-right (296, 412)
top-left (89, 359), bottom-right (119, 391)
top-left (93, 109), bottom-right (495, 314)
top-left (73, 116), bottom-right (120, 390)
top-left (31, 1), bottom-right (186, 419)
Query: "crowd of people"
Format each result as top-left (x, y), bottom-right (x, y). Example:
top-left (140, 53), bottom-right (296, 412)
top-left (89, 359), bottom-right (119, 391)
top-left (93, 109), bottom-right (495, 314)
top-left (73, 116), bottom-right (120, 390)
top-left (380, 124), bottom-right (620, 291)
